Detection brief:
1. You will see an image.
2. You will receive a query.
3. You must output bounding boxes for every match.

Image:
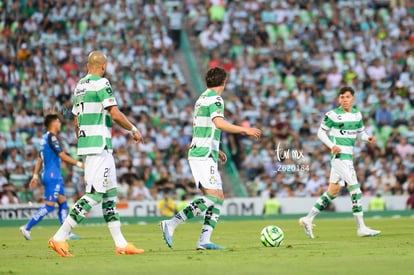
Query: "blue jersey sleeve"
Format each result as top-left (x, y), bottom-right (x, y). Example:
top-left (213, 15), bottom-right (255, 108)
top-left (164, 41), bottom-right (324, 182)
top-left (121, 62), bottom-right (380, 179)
top-left (48, 133), bottom-right (63, 155)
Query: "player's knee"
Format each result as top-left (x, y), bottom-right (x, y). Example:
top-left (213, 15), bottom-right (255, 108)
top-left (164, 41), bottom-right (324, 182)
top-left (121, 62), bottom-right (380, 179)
top-left (327, 184), bottom-right (341, 197)
top-left (330, 190), bottom-right (340, 198)
top-left (57, 195), bottom-right (66, 204)
top-left (202, 189), bottom-right (224, 200)
top-left (45, 204), bottom-right (55, 213)
top-left (45, 201), bottom-right (56, 207)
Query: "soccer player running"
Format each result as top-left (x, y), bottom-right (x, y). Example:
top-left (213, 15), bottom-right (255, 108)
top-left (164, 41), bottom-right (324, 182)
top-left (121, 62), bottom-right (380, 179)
top-left (160, 67), bottom-right (262, 250)
top-left (19, 114), bottom-right (83, 240)
top-left (299, 86), bottom-right (380, 238)
top-left (48, 51), bottom-right (145, 257)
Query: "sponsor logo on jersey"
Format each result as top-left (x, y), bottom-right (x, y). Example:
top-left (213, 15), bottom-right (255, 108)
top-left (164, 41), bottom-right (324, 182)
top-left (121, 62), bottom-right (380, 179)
top-left (340, 130), bottom-right (357, 135)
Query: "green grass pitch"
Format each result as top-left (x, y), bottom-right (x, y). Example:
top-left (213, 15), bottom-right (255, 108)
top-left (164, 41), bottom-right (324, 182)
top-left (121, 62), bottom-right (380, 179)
top-left (0, 216), bottom-right (412, 275)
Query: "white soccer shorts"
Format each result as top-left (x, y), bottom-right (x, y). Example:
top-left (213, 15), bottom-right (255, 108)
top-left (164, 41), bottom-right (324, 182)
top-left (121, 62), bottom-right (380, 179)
top-left (84, 150), bottom-right (117, 193)
top-left (329, 158), bottom-right (358, 186)
top-left (189, 158), bottom-right (223, 190)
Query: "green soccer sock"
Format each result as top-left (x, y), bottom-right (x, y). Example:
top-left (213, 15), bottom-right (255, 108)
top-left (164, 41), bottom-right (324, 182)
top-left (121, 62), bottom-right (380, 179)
top-left (203, 199), bottom-right (223, 228)
top-left (53, 192), bottom-right (103, 241)
top-left (168, 195), bottom-right (219, 229)
top-left (199, 199), bottom-right (223, 244)
top-left (102, 188), bottom-right (121, 223)
top-left (348, 185), bottom-right (365, 228)
top-left (308, 191), bottom-right (336, 220)
top-left (70, 192), bottom-right (103, 224)
top-left (103, 189), bottom-right (127, 247)
top-left (348, 185), bottom-right (363, 214)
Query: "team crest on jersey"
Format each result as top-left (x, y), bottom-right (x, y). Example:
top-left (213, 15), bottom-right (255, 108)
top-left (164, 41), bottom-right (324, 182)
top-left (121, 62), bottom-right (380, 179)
top-left (51, 135), bottom-right (57, 141)
top-left (103, 177), bottom-right (109, 187)
top-left (209, 176), bottom-right (216, 185)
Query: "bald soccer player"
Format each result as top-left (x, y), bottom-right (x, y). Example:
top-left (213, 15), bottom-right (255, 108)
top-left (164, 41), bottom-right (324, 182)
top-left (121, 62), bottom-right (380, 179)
top-left (48, 51), bottom-right (146, 257)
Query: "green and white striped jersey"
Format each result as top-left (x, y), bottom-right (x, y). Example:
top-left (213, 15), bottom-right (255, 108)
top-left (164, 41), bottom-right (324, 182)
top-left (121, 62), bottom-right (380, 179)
top-left (188, 89), bottom-right (224, 162)
top-left (321, 107), bottom-right (365, 160)
top-left (71, 74), bottom-right (117, 155)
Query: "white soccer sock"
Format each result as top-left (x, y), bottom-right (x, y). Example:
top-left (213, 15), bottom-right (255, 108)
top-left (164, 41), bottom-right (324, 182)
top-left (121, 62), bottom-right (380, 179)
top-left (198, 225), bottom-right (213, 245)
top-left (167, 212), bottom-right (185, 230)
top-left (353, 212), bottom-right (366, 229)
top-left (307, 207), bottom-right (320, 221)
top-left (108, 220), bottom-right (128, 248)
top-left (53, 216), bottom-right (77, 242)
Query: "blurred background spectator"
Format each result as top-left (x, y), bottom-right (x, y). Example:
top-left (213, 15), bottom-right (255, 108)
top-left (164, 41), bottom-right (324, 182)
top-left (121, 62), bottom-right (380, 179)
top-left (0, 0), bottom-right (196, 205)
top-left (157, 189), bottom-right (176, 217)
top-left (368, 192), bottom-right (387, 210)
top-left (0, 0), bottom-right (413, 207)
top-left (263, 190), bottom-right (281, 215)
top-left (185, 0), bottom-right (414, 200)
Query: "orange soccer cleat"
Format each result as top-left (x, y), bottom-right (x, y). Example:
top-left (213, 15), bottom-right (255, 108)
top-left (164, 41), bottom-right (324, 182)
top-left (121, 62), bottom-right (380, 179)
top-left (116, 242), bottom-right (144, 255)
top-left (48, 238), bottom-right (74, 257)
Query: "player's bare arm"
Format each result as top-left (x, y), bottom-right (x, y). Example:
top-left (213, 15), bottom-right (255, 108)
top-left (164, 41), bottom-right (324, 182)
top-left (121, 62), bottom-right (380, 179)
top-left (74, 116), bottom-right (79, 139)
top-left (107, 105), bottom-right (144, 144)
top-left (213, 117), bottom-right (262, 139)
top-left (58, 151), bottom-right (83, 169)
top-left (29, 156), bottom-right (42, 189)
top-left (219, 150), bottom-right (227, 164)
top-left (331, 145), bottom-right (341, 154)
top-left (367, 136), bottom-right (376, 144)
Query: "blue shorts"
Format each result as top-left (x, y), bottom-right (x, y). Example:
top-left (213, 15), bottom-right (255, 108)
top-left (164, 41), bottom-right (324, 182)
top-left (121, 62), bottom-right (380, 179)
top-left (43, 177), bottom-right (65, 203)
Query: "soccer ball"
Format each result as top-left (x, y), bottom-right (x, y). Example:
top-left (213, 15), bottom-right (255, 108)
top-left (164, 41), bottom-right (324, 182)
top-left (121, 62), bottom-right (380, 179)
top-left (260, 225), bottom-right (284, 247)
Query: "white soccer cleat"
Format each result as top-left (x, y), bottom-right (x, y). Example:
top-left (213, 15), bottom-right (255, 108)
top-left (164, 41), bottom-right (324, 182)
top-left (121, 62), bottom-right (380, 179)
top-left (19, 226), bottom-right (31, 240)
top-left (67, 232), bottom-right (81, 240)
top-left (357, 227), bottom-right (381, 237)
top-left (160, 220), bottom-right (173, 248)
top-left (196, 242), bottom-right (225, 250)
top-left (299, 217), bottom-right (315, 239)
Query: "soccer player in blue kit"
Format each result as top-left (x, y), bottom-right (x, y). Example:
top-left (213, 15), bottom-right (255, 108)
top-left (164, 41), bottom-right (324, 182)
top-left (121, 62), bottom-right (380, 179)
top-left (19, 114), bottom-right (84, 240)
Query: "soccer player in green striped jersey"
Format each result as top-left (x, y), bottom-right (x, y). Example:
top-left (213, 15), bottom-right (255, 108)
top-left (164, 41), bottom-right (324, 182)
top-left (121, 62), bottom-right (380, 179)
top-left (160, 67), bottom-right (262, 250)
top-left (48, 51), bottom-right (145, 257)
top-left (299, 86), bottom-right (380, 238)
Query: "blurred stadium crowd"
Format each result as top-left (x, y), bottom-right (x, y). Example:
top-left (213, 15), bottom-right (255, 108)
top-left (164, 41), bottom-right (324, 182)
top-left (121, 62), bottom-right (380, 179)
top-left (0, 0), bottom-right (414, 206)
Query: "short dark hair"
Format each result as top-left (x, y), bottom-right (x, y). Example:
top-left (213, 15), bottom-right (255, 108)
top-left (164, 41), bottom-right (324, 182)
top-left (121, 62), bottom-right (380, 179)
top-left (338, 86), bottom-right (355, 96)
top-left (205, 67), bottom-right (227, 88)
top-left (44, 114), bottom-right (59, 128)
